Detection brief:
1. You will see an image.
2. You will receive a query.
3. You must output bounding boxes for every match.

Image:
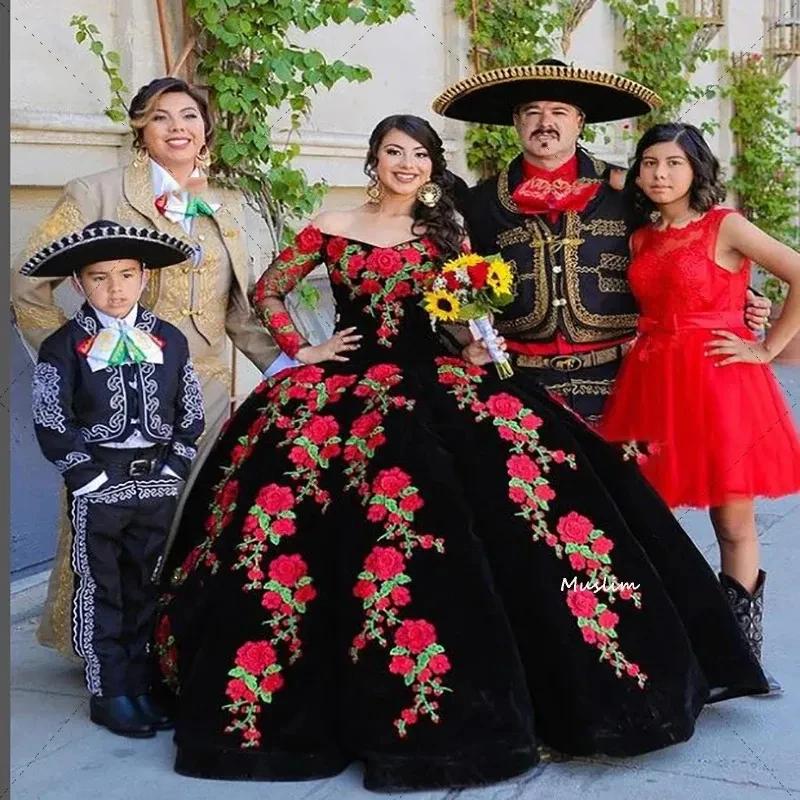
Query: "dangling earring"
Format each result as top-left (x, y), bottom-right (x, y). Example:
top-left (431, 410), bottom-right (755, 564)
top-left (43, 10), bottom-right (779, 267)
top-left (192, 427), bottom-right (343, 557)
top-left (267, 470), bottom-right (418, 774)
top-left (417, 181), bottom-right (442, 208)
top-left (196, 143), bottom-right (212, 171)
top-left (132, 142), bottom-right (149, 167)
top-left (366, 178), bottom-right (383, 204)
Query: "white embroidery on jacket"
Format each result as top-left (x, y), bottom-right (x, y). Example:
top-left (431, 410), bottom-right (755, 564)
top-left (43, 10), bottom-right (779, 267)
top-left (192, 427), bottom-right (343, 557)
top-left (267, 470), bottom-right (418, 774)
top-left (180, 360), bottom-right (204, 431)
top-left (74, 309), bottom-right (98, 336)
top-left (136, 308), bottom-right (157, 333)
top-left (32, 362), bottom-right (66, 433)
top-left (81, 368), bottom-right (127, 442)
top-left (55, 451), bottom-right (92, 473)
top-left (171, 441), bottom-right (197, 461)
top-left (139, 363), bottom-right (174, 440)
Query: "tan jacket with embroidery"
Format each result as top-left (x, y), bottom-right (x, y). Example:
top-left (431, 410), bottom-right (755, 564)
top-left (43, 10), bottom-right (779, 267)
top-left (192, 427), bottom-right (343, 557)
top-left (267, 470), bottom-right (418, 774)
top-left (11, 158), bottom-right (278, 377)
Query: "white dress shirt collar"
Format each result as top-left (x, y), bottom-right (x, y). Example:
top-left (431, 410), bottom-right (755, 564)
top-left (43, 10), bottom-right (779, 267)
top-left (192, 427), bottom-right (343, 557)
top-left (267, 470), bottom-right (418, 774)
top-left (92, 303), bottom-right (139, 330)
top-left (150, 159), bottom-right (202, 198)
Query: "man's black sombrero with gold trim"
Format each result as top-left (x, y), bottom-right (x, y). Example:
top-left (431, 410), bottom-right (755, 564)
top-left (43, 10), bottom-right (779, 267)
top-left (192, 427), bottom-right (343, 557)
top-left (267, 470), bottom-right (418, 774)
top-left (20, 220), bottom-right (197, 278)
top-left (432, 59), bottom-right (661, 126)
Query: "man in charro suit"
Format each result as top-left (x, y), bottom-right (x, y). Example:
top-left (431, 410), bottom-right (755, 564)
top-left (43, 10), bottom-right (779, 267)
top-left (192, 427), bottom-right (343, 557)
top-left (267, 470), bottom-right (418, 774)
top-left (433, 59), bottom-right (770, 425)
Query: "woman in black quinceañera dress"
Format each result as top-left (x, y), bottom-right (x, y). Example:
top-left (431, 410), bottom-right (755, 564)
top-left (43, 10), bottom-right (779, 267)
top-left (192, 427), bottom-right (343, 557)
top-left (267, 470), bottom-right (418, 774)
top-left (154, 126), bottom-right (767, 793)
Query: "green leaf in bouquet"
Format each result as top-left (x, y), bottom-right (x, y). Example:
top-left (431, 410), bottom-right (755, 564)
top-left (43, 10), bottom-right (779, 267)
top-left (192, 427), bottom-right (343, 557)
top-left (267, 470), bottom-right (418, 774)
top-left (492, 292), bottom-right (515, 307)
top-left (456, 302), bottom-right (484, 320)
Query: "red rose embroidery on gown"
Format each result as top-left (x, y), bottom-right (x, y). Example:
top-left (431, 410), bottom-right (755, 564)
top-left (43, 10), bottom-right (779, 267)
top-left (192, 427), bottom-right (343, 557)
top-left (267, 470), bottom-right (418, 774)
top-left (153, 224), bottom-right (768, 790)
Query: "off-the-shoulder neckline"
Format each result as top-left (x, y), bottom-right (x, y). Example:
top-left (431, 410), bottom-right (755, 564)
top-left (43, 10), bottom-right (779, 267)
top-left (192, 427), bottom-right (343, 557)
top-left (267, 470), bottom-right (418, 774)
top-left (317, 231), bottom-right (425, 250)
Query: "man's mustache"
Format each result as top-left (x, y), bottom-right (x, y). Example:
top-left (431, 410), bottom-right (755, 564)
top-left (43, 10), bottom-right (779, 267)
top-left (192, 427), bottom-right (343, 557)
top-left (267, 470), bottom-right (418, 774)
top-left (531, 128), bottom-right (560, 139)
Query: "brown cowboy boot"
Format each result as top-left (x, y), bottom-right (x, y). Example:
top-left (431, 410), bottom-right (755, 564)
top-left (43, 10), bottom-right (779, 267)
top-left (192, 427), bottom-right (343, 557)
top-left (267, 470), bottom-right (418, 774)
top-left (719, 570), bottom-right (783, 695)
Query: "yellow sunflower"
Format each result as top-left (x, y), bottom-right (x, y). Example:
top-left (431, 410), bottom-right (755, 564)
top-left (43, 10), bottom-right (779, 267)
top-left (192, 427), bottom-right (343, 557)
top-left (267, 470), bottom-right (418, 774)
top-left (486, 260), bottom-right (513, 295)
top-left (442, 253), bottom-right (486, 273)
top-left (424, 288), bottom-right (461, 322)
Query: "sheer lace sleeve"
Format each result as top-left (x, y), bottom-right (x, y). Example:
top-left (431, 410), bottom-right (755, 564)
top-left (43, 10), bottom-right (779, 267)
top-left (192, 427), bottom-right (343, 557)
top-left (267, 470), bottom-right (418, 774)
top-left (251, 225), bottom-right (328, 358)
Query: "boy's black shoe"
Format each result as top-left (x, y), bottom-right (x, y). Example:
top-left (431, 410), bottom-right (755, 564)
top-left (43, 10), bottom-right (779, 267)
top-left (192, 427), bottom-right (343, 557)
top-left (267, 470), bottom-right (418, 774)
top-left (90, 696), bottom-right (156, 738)
top-left (132, 694), bottom-right (174, 731)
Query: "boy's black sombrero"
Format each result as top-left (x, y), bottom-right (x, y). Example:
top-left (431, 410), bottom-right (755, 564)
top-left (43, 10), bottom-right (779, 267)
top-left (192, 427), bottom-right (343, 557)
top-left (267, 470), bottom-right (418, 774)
top-left (432, 59), bottom-right (661, 126)
top-left (20, 220), bottom-right (197, 278)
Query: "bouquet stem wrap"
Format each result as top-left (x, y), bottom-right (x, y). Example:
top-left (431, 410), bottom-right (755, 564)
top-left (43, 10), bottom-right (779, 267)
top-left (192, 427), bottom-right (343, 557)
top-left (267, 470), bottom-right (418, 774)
top-left (469, 316), bottom-right (514, 379)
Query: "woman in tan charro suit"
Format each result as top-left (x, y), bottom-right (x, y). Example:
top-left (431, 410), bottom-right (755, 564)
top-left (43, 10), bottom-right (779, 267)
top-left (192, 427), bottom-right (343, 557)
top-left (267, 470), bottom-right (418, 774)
top-left (11, 77), bottom-right (279, 662)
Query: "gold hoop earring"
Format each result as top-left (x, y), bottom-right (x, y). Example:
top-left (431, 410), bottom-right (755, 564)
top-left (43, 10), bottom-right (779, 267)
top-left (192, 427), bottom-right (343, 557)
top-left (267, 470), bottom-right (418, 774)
top-left (132, 143), bottom-right (149, 167)
top-left (417, 181), bottom-right (442, 208)
top-left (196, 144), bottom-right (212, 170)
top-left (366, 179), bottom-right (383, 204)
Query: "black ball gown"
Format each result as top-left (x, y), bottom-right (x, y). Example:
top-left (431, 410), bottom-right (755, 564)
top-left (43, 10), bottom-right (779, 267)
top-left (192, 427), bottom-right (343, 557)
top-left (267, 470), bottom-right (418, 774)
top-left (154, 226), bottom-right (767, 791)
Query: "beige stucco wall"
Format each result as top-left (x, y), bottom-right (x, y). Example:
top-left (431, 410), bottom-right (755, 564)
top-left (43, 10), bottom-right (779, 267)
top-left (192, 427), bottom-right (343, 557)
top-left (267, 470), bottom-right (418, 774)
top-left (10, 0), bottom-right (800, 399)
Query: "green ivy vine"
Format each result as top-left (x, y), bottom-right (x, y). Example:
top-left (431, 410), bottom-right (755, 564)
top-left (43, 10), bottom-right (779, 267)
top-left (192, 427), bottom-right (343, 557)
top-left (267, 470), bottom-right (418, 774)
top-left (186, 0), bottom-right (412, 250)
top-left (727, 53), bottom-right (799, 303)
top-left (70, 15), bottom-right (130, 123)
top-left (606, 0), bottom-right (725, 137)
top-left (69, 3), bottom-right (413, 311)
top-left (70, 2), bottom-right (413, 253)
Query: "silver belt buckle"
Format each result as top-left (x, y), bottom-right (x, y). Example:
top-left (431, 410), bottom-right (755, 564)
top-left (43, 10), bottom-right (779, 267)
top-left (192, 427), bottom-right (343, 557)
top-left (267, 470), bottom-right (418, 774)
top-left (548, 355), bottom-right (583, 372)
top-left (128, 458), bottom-right (153, 478)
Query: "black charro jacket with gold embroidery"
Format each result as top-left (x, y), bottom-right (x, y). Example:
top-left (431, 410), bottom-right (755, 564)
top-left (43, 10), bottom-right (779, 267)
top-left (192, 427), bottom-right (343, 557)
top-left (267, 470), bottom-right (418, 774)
top-left (461, 149), bottom-right (639, 346)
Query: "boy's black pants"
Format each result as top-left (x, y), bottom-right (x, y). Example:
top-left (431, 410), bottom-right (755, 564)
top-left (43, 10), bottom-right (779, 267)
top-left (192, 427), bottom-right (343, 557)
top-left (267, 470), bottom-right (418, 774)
top-left (67, 446), bottom-right (182, 698)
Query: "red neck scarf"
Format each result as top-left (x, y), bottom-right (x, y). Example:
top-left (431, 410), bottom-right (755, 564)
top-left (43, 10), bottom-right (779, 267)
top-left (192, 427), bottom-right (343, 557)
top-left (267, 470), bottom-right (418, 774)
top-left (511, 156), bottom-right (601, 222)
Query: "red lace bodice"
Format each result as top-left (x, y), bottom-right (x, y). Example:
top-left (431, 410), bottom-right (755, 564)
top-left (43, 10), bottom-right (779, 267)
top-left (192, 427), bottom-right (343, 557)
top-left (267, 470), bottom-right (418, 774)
top-left (628, 208), bottom-right (750, 321)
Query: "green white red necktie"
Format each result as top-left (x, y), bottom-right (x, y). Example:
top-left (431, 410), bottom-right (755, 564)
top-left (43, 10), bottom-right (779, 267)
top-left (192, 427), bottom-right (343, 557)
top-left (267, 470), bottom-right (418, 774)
top-left (77, 326), bottom-right (165, 372)
top-left (154, 192), bottom-right (220, 224)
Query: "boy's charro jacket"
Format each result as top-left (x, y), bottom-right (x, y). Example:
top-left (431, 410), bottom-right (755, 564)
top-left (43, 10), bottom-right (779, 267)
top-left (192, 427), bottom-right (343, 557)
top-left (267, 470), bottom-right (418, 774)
top-left (32, 302), bottom-right (205, 491)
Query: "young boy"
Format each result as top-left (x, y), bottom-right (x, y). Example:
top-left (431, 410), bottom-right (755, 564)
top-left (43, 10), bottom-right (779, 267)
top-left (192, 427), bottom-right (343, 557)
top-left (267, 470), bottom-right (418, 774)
top-left (21, 220), bottom-right (205, 738)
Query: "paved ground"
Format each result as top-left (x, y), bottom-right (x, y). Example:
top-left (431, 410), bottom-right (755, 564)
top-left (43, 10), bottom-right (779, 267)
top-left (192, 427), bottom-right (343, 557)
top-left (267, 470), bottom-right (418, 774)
top-left (9, 367), bottom-right (800, 800)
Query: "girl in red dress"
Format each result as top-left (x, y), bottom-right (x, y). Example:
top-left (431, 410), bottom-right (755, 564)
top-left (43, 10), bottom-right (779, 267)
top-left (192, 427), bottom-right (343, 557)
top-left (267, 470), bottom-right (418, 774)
top-left (601, 123), bottom-right (800, 694)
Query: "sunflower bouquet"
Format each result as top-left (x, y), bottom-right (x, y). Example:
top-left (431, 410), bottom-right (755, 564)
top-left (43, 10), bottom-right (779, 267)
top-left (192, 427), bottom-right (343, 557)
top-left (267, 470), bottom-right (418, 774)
top-left (422, 253), bottom-right (516, 379)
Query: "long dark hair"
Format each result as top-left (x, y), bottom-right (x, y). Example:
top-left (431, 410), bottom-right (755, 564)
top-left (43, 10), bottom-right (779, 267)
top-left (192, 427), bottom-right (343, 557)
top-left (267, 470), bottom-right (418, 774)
top-left (625, 122), bottom-right (727, 226)
top-left (365, 115), bottom-right (464, 261)
top-left (129, 77), bottom-right (215, 152)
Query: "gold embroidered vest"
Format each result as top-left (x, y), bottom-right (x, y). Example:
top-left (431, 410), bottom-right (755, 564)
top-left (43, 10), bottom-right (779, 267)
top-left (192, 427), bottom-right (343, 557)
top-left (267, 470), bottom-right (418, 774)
top-left (463, 150), bottom-right (638, 345)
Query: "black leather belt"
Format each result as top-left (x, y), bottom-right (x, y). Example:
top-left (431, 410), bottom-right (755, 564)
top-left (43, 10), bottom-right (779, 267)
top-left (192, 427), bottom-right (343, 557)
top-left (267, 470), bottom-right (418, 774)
top-left (90, 445), bottom-right (166, 477)
top-left (512, 341), bottom-right (633, 372)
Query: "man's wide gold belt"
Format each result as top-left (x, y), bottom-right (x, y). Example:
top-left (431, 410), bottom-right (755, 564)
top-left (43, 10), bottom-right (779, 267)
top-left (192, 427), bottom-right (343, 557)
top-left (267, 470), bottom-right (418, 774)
top-left (512, 341), bottom-right (632, 373)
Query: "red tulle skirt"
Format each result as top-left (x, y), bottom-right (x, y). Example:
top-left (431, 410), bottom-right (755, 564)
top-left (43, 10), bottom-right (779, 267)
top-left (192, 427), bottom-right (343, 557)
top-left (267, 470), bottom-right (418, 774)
top-left (601, 326), bottom-right (800, 508)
